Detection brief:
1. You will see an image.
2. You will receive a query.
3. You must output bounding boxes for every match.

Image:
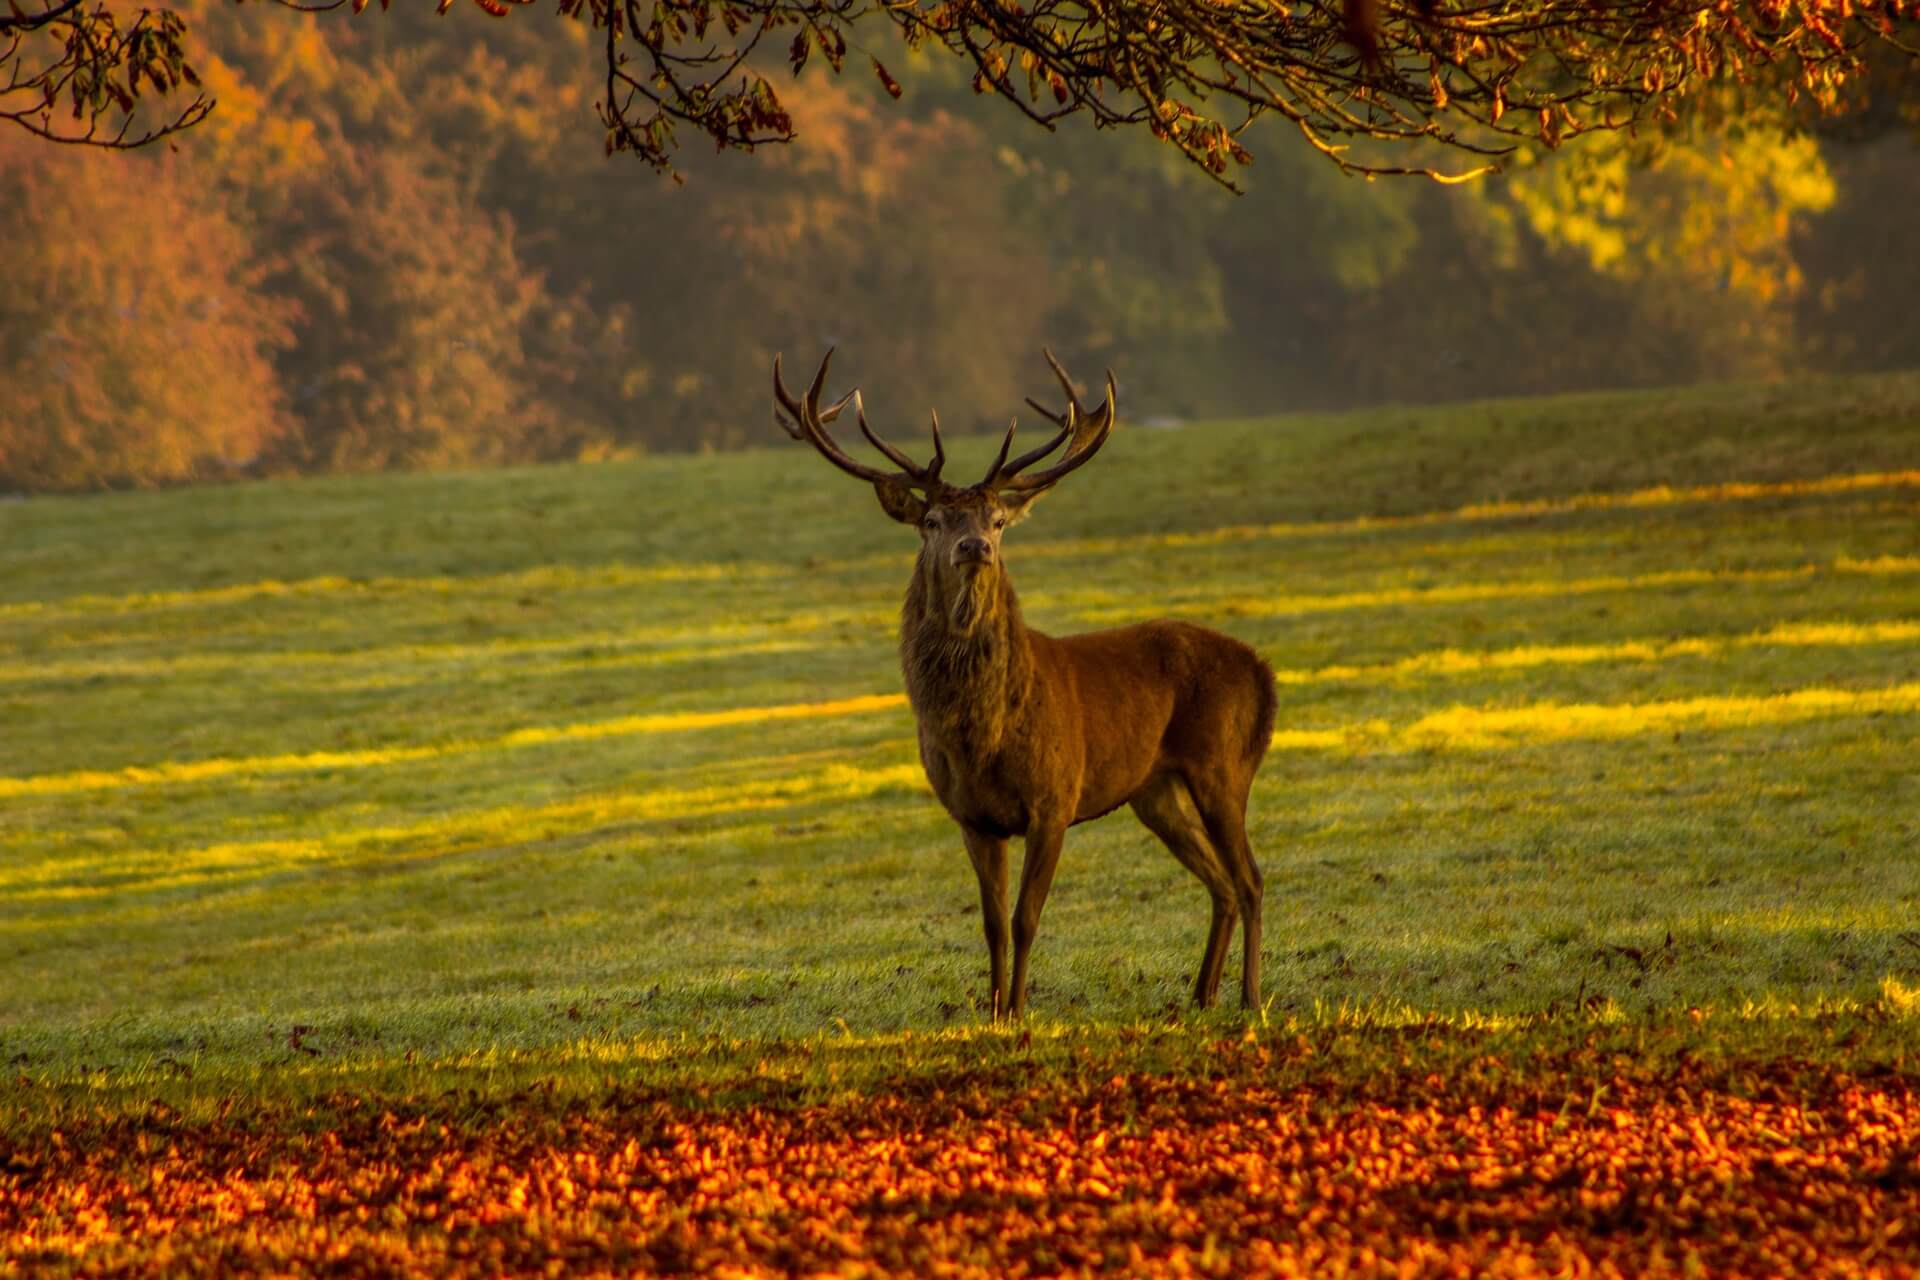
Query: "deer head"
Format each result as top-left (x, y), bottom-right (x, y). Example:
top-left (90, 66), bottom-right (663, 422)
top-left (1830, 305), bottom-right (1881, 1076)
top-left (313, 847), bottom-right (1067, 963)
top-left (773, 349), bottom-right (1116, 601)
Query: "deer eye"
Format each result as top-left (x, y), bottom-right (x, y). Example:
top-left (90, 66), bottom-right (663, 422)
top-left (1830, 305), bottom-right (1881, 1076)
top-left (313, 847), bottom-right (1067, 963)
top-left (992, 516), bottom-right (1007, 530)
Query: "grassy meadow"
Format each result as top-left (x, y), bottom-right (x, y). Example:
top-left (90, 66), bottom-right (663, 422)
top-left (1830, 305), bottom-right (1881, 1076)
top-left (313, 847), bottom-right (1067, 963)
top-left (3, 370), bottom-right (1920, 1114)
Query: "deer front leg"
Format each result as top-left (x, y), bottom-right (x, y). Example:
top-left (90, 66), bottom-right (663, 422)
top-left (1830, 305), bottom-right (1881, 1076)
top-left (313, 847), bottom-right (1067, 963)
top-left (962, 828), bottom-right (1010, 1020)
top-left (1008, 819), bottom-right (1067, 1019)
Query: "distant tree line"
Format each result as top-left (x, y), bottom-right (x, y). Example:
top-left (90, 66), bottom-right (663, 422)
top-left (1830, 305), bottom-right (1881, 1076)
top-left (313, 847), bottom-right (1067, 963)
top-left (1, 3), bottom-right (1917, 492)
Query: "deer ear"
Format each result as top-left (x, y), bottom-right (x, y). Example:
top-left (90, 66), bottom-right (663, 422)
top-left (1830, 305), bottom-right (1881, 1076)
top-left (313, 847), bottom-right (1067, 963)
top-left (999, 486), bottom-right (1050, 525)
top-left (873, 478), bottom-right (928, 526)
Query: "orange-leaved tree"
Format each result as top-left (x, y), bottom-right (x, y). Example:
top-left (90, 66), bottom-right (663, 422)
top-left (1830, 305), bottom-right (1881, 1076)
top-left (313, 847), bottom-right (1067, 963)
top-left (0, 133), bottom-right (291, 492)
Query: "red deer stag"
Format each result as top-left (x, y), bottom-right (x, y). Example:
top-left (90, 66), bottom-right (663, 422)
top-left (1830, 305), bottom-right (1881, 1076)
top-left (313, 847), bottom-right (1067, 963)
top-left (773, 350), bottom-right (1277, 1018)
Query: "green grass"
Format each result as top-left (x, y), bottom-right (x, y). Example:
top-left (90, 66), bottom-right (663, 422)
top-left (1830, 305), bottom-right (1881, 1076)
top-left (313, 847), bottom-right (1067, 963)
top-left (3, 370), bottom-right (1919, 1119)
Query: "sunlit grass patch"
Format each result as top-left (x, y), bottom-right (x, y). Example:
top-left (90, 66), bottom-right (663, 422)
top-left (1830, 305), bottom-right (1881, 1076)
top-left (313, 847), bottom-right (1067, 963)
top-left (0, 635), bottom-right (817, 690)
top-left (1395, 680), bottom-right (1920, 749)
top-left (0, 693), bottom-right (910, 799)
top-left (1272, 617), bottom-right (1920, 686)
top-left (0, 558), bottom-right (792, 622)
top-left (1260, 679), bottom-right (1920, 753)
top-left (0, 753), bottom-right (929, 905)
top-left (1076, 554), bottom-right (1920, 624)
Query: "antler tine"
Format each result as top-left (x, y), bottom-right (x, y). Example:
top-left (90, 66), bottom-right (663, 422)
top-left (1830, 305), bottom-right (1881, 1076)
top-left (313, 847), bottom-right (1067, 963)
top-left (1022, 396), bottom-right (1068, 428)
top-left (995, 366), bottom-right (1118, 493)
top-left (981, 343), bottom-right (1108, 486)
top-left (1045, 346), bottom-right (1085, 413)
top-left (1017, 346), bottom-right (1087, 430)
top-left (773, 351), bottom-right (942, 489)
top-left (1080, 368), bottom-right (1116, 449)
top-left (927, 409), bottom-right (946, 482)
top-left (856, 391), bottom-right (938, 482)
top-left (771, 351), bottom-right (806, 440)
top-left (980, 417), bottom-right (1019, 487)
top-left (773, 360), bottom-right (850, 441)
top-left (803, 349), bottom-right (859, 424)
top-left (996, 418), bottom-right (1074, 481)
top-left (774, 351), bottom-right (856, 433)
top-left (771, 372), bottom-right (856, 443)
top-left (774, 350), bottom-right (897, 485)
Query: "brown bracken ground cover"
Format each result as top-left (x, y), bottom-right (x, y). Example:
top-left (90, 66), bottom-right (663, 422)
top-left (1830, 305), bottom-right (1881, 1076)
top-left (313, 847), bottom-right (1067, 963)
top-left (6, 1033), bottom-right (1920, 1278)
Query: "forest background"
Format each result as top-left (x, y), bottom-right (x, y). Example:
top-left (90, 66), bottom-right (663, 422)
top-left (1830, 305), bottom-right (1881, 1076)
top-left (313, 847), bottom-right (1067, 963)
top-left (3, 2), bottom-right (1917, 493)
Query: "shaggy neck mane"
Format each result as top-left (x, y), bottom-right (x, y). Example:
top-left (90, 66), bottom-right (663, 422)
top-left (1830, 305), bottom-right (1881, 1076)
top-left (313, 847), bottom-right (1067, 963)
top-left (900, 552), bottom-right (1034, 752)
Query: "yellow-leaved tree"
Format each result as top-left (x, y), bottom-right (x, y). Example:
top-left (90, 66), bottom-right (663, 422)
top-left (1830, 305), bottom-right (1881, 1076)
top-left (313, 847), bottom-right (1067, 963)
top-left (1502, 125), bottom-right (1838, 379)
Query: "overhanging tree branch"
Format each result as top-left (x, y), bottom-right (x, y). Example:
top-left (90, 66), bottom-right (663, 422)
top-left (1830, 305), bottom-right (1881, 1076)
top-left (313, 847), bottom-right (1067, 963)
top-left (2, 0), bottom-right (1917, 177)
top-left (1, 0), bottom-right (211, 146)
top-left (0, 0), bottom-right (83, 32)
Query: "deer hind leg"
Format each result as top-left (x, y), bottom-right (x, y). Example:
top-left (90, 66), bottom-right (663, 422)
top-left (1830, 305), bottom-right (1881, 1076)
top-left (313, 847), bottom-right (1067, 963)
top-left (1131, 772), bottom-right (1238, 1008)
top-left (1188, 778), bottom-right (1265, 1010)
top-left (962, 828), bottom-right (1010, 1020)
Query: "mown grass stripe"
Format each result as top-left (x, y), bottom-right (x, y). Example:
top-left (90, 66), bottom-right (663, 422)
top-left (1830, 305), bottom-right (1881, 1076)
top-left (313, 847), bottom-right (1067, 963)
top-left (7, 469), bottom-right (1915, 620)
top-left (7, 681), bottom-right (1912, 905)
top-left (0, 561), bottom-right (778, 621)
top-left (7, 613), bottom-right (1917, 798)
top-left (1274, 618), bottom-right (1920, 686)
top-left (0, 694), bottom-right (910, 799)
top-left (0, 638), bottom-right (810, 688)
top-left (1274, 681), bottom-right (1920, 752)
top-left (0, 761), bottom-right (931, 904)
top-left (1079, 555), bottom-right (1919, 624)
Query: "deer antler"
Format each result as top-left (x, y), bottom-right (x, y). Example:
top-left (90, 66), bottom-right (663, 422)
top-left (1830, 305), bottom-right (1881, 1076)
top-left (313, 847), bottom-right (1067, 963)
top-left (774, 350), bottom-right (944, 489)
top-left (984, 349), bottom-right (1117, 492)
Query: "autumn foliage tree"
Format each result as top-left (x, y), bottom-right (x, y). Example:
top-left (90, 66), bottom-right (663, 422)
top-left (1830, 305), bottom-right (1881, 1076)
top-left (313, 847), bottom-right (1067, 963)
top-left (259, 148), bottom-right (566, 472)
top-left (0, 133), bottom-right (289, 492)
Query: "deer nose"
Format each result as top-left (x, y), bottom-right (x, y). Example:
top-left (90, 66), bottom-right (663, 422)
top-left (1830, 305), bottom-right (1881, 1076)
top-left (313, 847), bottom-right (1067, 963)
top-left (954, 536), bottom-right (993, 565)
